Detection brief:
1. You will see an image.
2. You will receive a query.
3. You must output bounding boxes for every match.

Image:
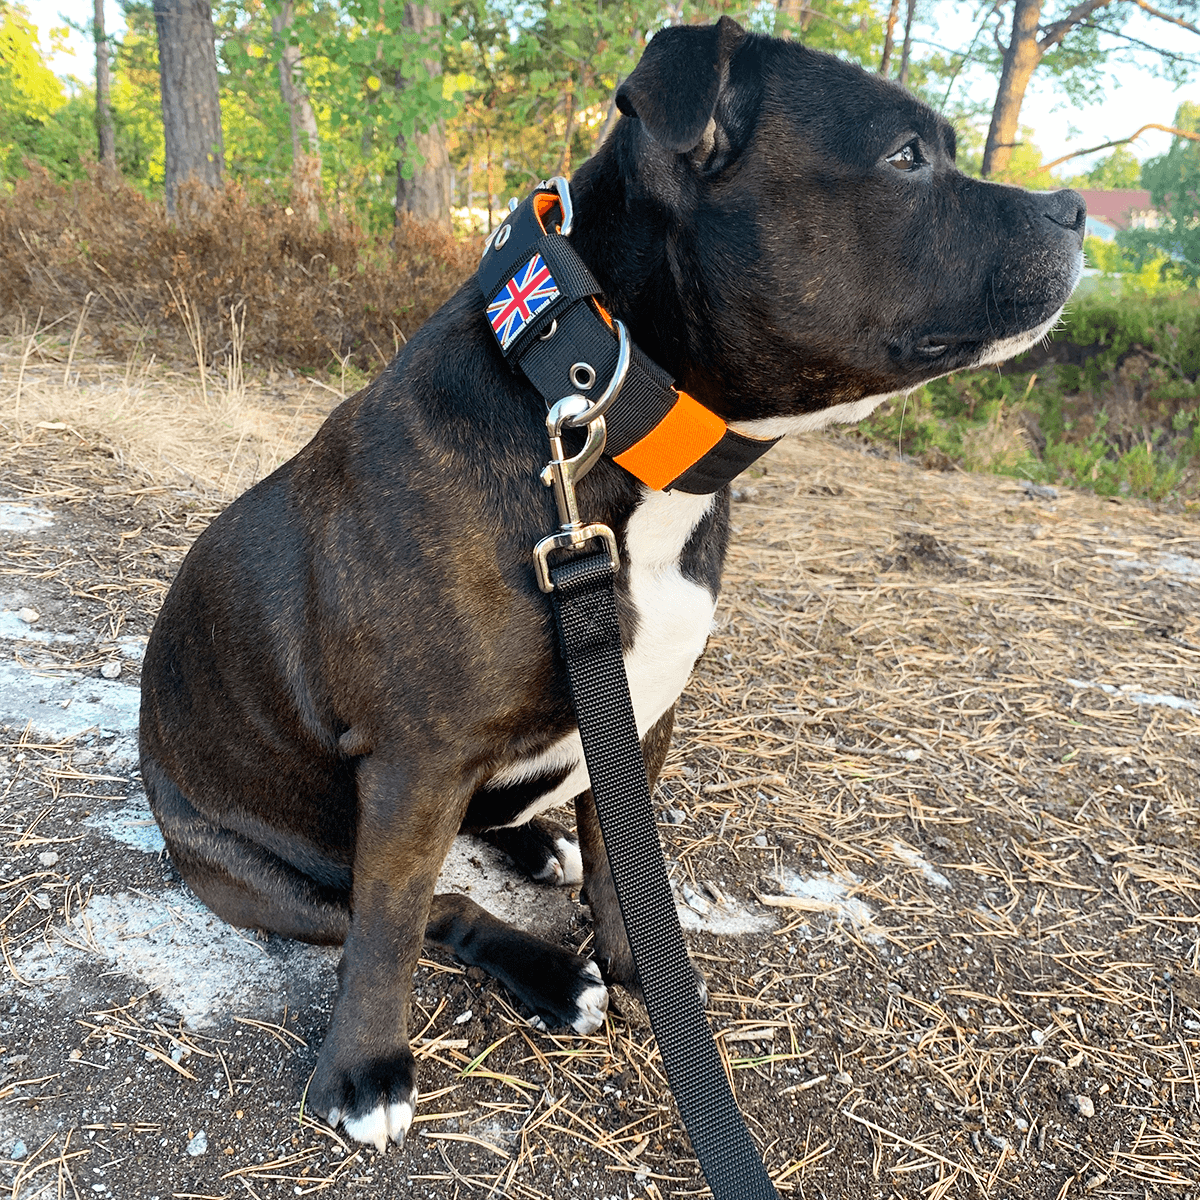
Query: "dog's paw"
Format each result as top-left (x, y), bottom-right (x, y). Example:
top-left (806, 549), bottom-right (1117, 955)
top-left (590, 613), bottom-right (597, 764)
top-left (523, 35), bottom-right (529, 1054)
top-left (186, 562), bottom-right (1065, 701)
top-left (527, 958), bottom-right (608, 1035)
top-left (480, 820), bottom-right (583, 887)
top-left (312, 1051), bottom-right (417, 1153)
top-left (533, 833), bottom-right (583, 887)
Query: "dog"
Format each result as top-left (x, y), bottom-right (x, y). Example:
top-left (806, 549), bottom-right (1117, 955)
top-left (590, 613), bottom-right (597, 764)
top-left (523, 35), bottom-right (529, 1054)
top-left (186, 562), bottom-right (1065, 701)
top-left (139, 17), bottom-right (1084, 1152)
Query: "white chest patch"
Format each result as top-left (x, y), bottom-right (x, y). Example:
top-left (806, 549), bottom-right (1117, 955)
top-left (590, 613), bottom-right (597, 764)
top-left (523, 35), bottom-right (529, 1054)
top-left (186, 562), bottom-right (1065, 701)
top-left (489, 488), bottom-right (718, 825)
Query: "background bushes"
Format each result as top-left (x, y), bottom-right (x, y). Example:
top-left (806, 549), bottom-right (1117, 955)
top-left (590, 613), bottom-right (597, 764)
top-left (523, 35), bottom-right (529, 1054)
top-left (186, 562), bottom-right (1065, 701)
top-left (0, 167), bottom-right (475, 373)
top-left (856, 288), bottom-right (1200, 507)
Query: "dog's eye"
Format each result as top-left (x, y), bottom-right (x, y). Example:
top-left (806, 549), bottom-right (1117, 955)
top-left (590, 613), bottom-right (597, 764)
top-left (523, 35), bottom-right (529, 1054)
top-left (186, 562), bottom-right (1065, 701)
top-left (887, 143), bottom-right (921, 171)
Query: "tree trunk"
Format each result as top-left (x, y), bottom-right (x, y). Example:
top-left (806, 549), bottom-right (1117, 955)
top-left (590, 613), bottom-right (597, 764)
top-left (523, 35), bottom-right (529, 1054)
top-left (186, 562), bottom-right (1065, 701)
top-left (776, 0), bottom-right (813, 37)
top-left (394, 2), bottom-right (451, 228)
top-left (880, 0), bottom-right (900, 75)
top-left (898, 0), bottom-right (916, 88)
top-left (153, 0), bottom-right (224, 214)
top-left (272, 0), bottom-right (321, 222)
top-left (94, 0), bottom-right (116, 174)
top-left (981, 0), bottom-right (1044, 178)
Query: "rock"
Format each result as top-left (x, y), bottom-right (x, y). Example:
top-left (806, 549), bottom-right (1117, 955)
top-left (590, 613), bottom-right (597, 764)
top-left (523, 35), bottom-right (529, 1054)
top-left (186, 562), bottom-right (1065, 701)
top-left (1020, 480), bottom-right (1059, 501)
top-left (38, 851), bottom-right (59, 867)
top-left (100, 661), bottom-right (122, 680)
top-left (11, 1140), bottom-right (26, 1160)
top-left (16, 607), bottom-right (39, 624)
top-left (186, 1130), bottom-right (208, 1156)
top-left (1071, 1094), bottom-right (1095, 1118)
top-left (679, 883), bottom-right (710, 916)
top-left (664, 808), bottom-right (687, 825)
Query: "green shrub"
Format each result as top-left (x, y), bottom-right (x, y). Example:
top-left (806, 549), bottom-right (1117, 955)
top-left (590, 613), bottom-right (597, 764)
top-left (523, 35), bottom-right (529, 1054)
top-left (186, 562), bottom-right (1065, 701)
top-left (852, 290), bottom-right (1200, 506)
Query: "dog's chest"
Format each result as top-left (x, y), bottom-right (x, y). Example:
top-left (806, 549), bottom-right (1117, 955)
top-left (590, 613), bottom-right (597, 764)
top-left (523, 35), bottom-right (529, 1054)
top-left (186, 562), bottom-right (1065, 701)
top-left (484, 489), bottom-right (718, 825)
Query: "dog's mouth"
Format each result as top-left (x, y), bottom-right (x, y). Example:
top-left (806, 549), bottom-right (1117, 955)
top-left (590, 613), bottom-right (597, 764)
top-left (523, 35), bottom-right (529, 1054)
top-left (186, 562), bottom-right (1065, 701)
top-left (913, 335), bottom-right (955, 360)
top-left (894, 333), bottom-right (982, 366)
top-left (893, 249), bottom-right (1083, 375)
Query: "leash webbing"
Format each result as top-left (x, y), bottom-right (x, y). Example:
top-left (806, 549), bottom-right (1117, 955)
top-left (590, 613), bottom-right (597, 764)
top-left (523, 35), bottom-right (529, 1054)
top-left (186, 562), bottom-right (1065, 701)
top-left (550, 551), bottom-right (780, 1200)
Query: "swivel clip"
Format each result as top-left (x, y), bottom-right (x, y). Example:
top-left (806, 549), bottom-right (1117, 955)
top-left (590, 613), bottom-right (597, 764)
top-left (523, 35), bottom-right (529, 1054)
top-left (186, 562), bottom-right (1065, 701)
top-left (532, 395), bottom-right (620, 593)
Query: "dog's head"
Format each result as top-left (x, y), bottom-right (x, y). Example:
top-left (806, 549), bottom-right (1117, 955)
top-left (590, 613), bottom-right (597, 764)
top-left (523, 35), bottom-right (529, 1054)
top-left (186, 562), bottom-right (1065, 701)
top-left (596, 18), bottom-right (1085, 434)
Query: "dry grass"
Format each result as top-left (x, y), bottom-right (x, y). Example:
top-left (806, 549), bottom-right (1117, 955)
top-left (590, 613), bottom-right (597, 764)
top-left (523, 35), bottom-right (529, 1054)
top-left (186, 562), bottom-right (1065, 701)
top-left (0, 324), bottom-right (334, 501)
top-left (652, 438), bottom-right (1200, 1195)
top-left (1, 368), bottom-right (1198, 1198)
top-left (0, 169), bottom-right (475, 372)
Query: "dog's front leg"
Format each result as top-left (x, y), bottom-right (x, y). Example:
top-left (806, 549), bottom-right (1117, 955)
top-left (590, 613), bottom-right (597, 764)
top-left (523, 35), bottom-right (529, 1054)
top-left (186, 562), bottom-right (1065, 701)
top-left (310, 754), bottom-right (461, 1152)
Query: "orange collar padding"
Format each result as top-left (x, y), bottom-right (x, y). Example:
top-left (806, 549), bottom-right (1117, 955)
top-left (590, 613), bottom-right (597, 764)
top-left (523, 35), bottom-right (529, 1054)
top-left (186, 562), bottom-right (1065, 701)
top-left (532, 191), bottom-right (561, 229)
top-left (613, 392), bottom-right (727, 491)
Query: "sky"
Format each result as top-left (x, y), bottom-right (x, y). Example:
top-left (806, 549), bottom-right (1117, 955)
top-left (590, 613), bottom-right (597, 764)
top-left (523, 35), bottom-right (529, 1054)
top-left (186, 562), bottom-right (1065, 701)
top-left (14, 0), bottom-right (1199, 180)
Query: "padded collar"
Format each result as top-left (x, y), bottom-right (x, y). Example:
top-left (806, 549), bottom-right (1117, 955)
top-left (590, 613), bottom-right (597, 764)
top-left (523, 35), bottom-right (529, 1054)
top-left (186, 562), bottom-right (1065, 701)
top-left (477, 180), bottom-right (778, 495)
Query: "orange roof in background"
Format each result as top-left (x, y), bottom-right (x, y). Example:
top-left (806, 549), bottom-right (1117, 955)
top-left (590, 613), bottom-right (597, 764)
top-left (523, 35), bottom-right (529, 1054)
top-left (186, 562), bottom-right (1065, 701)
top-left (1075, 189), bottom-right (1154, 229)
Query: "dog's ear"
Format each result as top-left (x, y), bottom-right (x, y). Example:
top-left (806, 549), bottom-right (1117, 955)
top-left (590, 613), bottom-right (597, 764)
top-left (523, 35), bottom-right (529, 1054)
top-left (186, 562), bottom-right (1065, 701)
top-left (615, 17), bottom-right (746, 153)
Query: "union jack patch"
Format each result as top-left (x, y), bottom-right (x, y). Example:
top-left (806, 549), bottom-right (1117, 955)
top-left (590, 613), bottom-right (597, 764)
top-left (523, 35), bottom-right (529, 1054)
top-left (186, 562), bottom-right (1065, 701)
top-left (487, 254), bottom-right (560, 350)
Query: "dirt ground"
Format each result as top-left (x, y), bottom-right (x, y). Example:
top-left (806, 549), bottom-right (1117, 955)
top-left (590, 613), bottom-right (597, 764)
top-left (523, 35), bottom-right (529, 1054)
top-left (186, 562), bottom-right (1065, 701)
top-left (1, 381), bottom-right (1199, 1199)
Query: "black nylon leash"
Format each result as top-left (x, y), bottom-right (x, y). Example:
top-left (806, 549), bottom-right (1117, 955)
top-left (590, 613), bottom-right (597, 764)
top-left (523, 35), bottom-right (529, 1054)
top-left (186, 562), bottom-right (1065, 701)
top-left (549, 551), bottom-right (780, 1200)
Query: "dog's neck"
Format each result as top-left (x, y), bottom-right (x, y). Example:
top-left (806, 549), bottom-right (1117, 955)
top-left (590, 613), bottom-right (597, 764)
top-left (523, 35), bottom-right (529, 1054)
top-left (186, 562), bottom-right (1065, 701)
top-left (562, 134), bottom-right (700, 404)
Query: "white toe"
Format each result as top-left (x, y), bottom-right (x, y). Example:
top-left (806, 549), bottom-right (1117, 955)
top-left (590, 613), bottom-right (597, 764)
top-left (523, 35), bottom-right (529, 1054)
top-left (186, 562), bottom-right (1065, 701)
top-left (533, 857), bottom-right (564, 885)
top-left (554, 836), bottom-right (583, 886)
top-left (386, 1095), bottom-right (415, 1142)
top-left (573, 975), bottom-right (609, 1035)
top-left (343, 1105), bottom-right (389, 1153)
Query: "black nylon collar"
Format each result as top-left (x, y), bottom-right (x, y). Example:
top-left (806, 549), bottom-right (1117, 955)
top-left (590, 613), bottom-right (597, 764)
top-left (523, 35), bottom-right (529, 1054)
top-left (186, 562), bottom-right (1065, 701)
top-left (477, 180), bottom-right (779, 494)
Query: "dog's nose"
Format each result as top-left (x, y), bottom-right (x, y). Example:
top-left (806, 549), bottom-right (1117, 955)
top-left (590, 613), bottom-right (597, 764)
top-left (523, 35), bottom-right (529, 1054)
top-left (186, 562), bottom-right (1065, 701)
top-left (1045, 189), bottom-right (1086, 234)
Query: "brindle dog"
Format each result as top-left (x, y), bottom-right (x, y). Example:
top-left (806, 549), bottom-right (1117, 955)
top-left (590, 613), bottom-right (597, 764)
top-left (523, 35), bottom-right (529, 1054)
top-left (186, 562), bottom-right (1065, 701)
top-left (140, 17), bottom-right (1084, 1150)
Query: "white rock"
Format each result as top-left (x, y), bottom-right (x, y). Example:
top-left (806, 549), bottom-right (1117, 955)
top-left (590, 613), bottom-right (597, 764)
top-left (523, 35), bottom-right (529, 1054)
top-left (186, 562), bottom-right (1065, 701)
top-left (38, 851), bottom-right (59, 867)
top-left (1071, 1094), bottom-right (1095, 1118)
top-left (16, 607), bottom-right (39, 624)
top-left (100, 661), bottom-right (122, 680)
top-left (186, 1130), bottom-right (208, 1156)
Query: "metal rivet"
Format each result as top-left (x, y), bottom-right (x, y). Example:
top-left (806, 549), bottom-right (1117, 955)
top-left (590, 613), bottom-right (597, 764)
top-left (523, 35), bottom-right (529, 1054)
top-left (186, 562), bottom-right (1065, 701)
top-left (570, 362), bottom-right (597, 390)
top-left (538, 319), bottom-right (558, 341)
top-left (494, 224), bottom-right (511, 249)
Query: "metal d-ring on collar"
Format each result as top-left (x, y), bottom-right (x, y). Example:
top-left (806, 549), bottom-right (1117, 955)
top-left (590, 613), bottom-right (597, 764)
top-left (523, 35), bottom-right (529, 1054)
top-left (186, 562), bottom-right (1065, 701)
top-left (545, 174), bottom-right (574, 237)
top-left (561, 319), bottom-right (630, 428)
top-left (482, 174), bottom-right (573, 260)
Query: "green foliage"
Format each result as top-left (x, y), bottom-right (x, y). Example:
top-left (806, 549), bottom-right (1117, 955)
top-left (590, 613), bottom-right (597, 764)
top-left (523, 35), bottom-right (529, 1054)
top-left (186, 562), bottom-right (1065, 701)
top-left (854, 291), bottom-right (1200, 505)
top-left (6, 0), bottom-right (903, 226)
top-left (1080, 145), bottom-right (1142, 190)
top-left (1055, 290), bottom-right (1200, 389)
top-left (0, 3), bottom-right (68, 180)
top-left (1116, 102), bottom-right (1200, 285)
